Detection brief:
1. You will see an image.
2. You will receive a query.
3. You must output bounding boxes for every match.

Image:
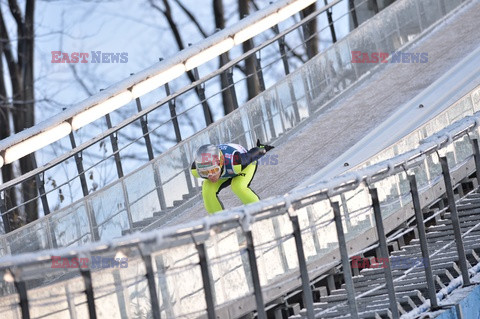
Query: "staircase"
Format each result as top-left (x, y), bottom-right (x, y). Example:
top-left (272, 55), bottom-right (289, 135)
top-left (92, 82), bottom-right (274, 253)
top-left (121, 186), bottom-right (201, 235)
top-left (289, 190), bottom-right (480, 318)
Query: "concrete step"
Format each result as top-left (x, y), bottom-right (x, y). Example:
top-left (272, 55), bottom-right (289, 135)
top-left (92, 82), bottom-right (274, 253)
top-left (321, 280), bottom-right (428, 302)
top-left (353, 268), bottom-right (453, 291)
top-left (427, 220), bottom-right (480, 233)
top-left (292, 303), bottom-right (394, 319)
top-left (439, 213), bottom-right (480, 224)
top-left (456, 202), bottom-right (480, 211)
top-left (153, 207), bottom-right (174, 217)
top-left (290, 188), bottom-right (480, 318)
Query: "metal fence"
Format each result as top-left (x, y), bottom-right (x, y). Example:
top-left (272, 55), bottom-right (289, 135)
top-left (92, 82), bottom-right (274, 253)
top-left (0, 0), bottom-right (461, 237)
top-left (0, 83), bottom-right (479, 319)
top-left (1, 0), bottom-right (351, 233)
top-left (0, 0), bottom-right (466, 254)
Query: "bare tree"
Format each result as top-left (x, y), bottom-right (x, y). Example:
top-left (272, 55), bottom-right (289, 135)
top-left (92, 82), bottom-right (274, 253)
top-left (213, 0), bottom-right (236, 115)
top-left (238, 0), bottom-right (261, 101)
top-left (148, 0), bottom-right (215, 122)
top-left (0, 0), bottom-right (37, 230)
top-left (301, 3), bottom-right (318, 59)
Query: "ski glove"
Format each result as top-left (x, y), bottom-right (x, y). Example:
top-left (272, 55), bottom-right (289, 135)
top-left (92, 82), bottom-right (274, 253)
top-left (256, 139), bottom-right (275, 152)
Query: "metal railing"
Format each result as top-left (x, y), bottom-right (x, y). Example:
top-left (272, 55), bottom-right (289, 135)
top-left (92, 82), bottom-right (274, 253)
top-left (0, 81), bottom-right (479, 319)
top-left (3, 0), bottom-right (452, 235)
top-left (0, 0), bottom-right (463, 250)
top-left (0, 0), bottom-right (346, 233)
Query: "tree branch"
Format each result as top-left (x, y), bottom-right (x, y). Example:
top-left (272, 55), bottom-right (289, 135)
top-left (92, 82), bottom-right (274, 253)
top-left (7, 0), bottom-right (23, 29)
top-left (0, 9), bottom-right (21, 95)
top-left (69, 64), bottom-right (95, 96)
top-left (148, 0), bottom-right (213, 120)
top-left (172, 0), bottom-right (208, 38)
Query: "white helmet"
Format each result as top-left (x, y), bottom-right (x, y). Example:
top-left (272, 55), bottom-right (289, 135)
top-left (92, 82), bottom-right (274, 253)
top-left (194, 144), bottom-right (224, 178)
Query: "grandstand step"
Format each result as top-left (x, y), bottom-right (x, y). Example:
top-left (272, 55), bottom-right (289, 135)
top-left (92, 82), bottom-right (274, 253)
top-left (427, 220), bottom-right (480, 233)
top-left (356, 261), bottom-right (459, 282)
top-left (310, 300), bottom-right (392, 317)
top-left (408, 236), bottom-right (480, 249)
top-left (291, 303), bottom-right (395, 319)
top-left (425, 228), bottom-right (480, 240)
top-left (153, 207), bottom-right (174, 217)
top-left (353, 268), bottom-right (453, 291)
top-left (290, 188), bottom-right (480, 318)
top-left (320, 280), bottom-right (428, 303)
top-left (456, 202), bottom-right (480, 211)
top-left (121, 217), bottom-right (157, 235)
top-left (182, 191), bottom-right (199, 201)
top-left (438, 214), bottom-right (480, 225)
top-left (132, 217), bottom-right (157, 229)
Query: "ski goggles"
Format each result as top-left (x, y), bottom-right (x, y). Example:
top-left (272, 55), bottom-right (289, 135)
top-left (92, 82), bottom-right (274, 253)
top-left (198, 166), bottom-right (221, 178)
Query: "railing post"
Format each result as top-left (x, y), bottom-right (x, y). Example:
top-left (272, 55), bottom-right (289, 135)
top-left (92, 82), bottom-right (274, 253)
top-left (349, 0), bottom-right (359, 29)
top-left (226, 67), bottom-right (239, 110)
top-left (105, 114), bottom-right (124, 178)
top-left (156, 255), bottom-right (175, 318)
top-left (192, 67), bottom-right (214, 126)
top-left (244, 230), bottom-right (267, 319)
top-left (306, 206), bottom-right (322, 253)
top-left (371, 0), bottom-right (379, 14)
top-left (439, 0), bottom-right (447, 15)
top-left (331, 201), bottom-right (359, 319)
top-left (272, 25), bottom-right (290, 76)
top-left (471, 138), bottom-right (480, 185)
top-left (290, 215), bottom-right (315, 318)
top-left (153, 165), bottom-right (167, 211)
top-left (439, 156), bottom-right (471, 285)
top-left (14, 277), bottom-right (30, 319)
top-left (408, 174), bottom-right (439, 308)
top-left (80, 267), bottom-right (97, 319)
top-left (196, 243), bottom-right (216, 319)
top-left (370, 187), bottom-right (400, 319)
top-left (288, 81), bottom-right (301, 124)
top-left (219, 53), bottom-right (236, 115)
top-left (34, 171), bottom-right (50, 216)
top-left (134, 96), bottom-right (155, 161)
top-left (324, 0), bottom-right (337, 43)
top-left (298, 6), bottom-right (315, 59)
top-left (86, 202), bottom-right (100, 241)
top-left (29, 155), bottom-right (50, 217)
top-left (140, 250), bottom-right (161, 319)
top-left (68, 131), bottom-right (89, 197)
top-left (0, 191), bottom-right (11, 233)
top-left (112, 270), bottom-right (129, 319)
top-left (162, 81), bottom-right (193, 193)
top-left (164, 82), bottom-right (182, 143)
top-left (272, 27), bottom-right (301, 124)
top-left (65, 284), bottom-right (78, 319)
top-left (272, 217), bottom-right (289, 272)
top-left (157, 58), bottom-right (182, 143)
top-left (254, 52), bottom-right (266, 93)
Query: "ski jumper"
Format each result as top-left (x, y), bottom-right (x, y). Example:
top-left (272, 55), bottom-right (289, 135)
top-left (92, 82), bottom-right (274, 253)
top-left (191, 143), bottom-right (267, 214)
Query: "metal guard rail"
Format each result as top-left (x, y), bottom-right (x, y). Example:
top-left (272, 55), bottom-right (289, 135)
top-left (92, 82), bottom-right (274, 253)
top-left (0, 98), bottom-right (479, 318)
top-left (0, 0), bottom-right (355, 233)
top-left (0, 0), bottom-right (461, 237)
top-left (0, 0), bottom-right (342, 192)
top-left (0, 0), bottom-right (341, 166)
